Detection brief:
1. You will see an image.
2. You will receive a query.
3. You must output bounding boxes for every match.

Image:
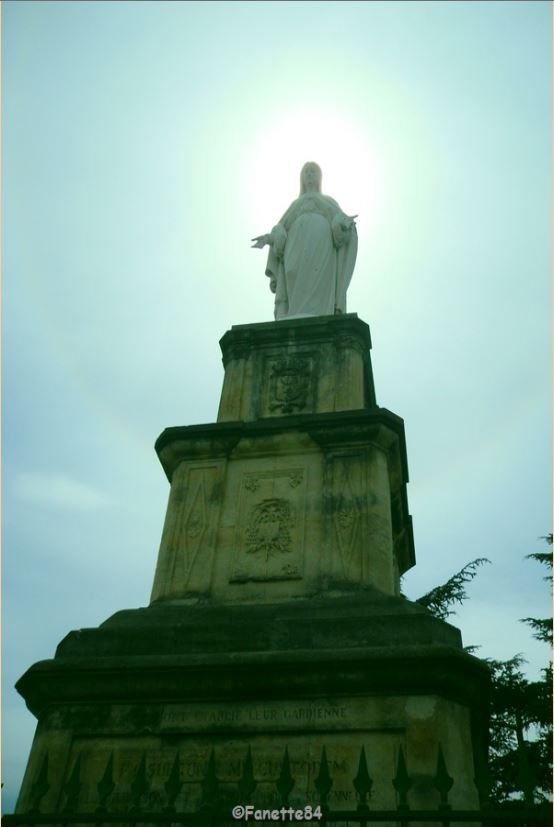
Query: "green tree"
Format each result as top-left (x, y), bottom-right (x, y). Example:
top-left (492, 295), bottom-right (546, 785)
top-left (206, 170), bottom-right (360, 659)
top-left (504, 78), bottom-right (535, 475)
top-left (415, 538), bottom-right (552, 804)
top-left (415, 557), bottom-right (490, 622)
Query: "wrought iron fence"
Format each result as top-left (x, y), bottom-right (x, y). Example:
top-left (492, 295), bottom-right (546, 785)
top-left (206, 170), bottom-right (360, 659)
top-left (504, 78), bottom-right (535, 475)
top-left (3, 742), bottom-right (551, 827)
top-left (3, 807), bottom-right (552, 825)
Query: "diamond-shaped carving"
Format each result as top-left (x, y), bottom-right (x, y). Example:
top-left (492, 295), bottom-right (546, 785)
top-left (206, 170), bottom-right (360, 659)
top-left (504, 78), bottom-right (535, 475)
top-left (333, 461), bottom-right (361, 575)
top-left (183, 476), bottom-right (207, 575)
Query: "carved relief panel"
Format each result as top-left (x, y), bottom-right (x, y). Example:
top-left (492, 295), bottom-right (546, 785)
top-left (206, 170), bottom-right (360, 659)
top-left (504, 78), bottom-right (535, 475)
top-left (230, 468), bottom-right (307, 583)
top-left (332, 458), bottom-right (364, 580)
top-left (324, 453), bottom-right (368, 585)
top-left (151, 462), bottom-right (225, 601)
top-left (322, 447), bottom-right (395, 593)
top-left (262, 353), bottom-right (317, 416)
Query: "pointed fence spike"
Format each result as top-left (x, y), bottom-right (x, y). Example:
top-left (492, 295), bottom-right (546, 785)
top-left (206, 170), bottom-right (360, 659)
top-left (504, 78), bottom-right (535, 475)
top-left (96, 752), bottom-right (115, 812)
top-left (62, 754), bottom-right (82, 813)
top-left (164, 752), bottom-right (183, 812)
top-left (238, 746), bottom-right (257, 800)
top-left (28, 753), bottom-right (50, 813)
top-left (514, 710), bottom-right (537, 806)
top-left (314, 747), bottom-right (333, 809)
top-left (201, 748), bottom-right (219, 807)
top-left (276, 746), bottom-right (295, 805)
top-left (433, 744), bottom-right (453, 810)
top-left (392, 746), bottom-right (412, 811)
top-left (130, 753), bottom-right (150, 811)
top-left (353, 746), bottom-right (373, 812)
top-left (473, 752), bottom-right (491, 806)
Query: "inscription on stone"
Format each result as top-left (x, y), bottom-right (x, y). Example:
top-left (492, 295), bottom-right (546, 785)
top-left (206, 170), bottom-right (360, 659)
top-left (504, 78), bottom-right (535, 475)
top-left (67, 729), bottom-right (405, 813)
top-left (161, 703), bottom-right (349, 729)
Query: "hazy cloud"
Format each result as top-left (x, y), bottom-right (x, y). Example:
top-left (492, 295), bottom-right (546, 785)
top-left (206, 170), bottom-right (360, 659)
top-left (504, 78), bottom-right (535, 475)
top-left (3, 0), bottom-right (551, 816)
top-left (14, 471), bottom-right (110, 510)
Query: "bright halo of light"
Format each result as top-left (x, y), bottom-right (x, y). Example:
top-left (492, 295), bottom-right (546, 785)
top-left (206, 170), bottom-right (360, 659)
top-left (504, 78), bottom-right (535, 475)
top-left (246, 106), bottom-right (385, 237)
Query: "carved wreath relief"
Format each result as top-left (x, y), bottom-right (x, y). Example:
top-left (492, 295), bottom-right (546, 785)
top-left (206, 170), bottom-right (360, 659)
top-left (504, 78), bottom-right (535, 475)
top-left (245, 498), bottom-right (294, 560)
top-left (230, 469), bottom-right (305, 583)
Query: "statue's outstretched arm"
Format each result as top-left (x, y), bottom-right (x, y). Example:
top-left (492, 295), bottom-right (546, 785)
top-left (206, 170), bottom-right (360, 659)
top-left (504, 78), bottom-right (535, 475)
top-left (251, 224), bottom-right (287, 256)
top-left (251, 234), bottom-right (271, 249)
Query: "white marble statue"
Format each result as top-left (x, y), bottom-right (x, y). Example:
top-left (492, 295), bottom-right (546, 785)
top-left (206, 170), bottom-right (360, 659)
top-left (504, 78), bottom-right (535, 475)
top-left (252, 162), bottom-right (358, 320)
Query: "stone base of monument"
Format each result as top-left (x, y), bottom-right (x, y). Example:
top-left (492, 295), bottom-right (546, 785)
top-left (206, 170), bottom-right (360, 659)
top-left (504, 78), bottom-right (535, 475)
top-left (14, 315), bottom-right (490, 817)
top-left (15, 590), bottom-right (489, 814)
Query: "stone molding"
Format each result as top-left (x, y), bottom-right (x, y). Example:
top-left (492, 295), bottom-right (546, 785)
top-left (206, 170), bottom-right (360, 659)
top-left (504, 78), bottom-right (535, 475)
top-left (219, 314), bottom-right (372, 367)
top-left (156, 408), bottom-right (409, 482)
top-left (17, 642), bottom-right (489, 724)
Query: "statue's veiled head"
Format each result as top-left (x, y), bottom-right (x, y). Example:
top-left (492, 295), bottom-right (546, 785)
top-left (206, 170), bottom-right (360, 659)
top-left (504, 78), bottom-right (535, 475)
top-left (300, 162), bottom-right (322, 195)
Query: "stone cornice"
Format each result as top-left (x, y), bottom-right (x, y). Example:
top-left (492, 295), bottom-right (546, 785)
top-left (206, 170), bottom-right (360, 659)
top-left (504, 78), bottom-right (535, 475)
top-left (219, 313), bottom-right (372, 368)
top-left (155, 407), bottom-right (409, 483)
top-left (17, 644), bottom-right (489, 723)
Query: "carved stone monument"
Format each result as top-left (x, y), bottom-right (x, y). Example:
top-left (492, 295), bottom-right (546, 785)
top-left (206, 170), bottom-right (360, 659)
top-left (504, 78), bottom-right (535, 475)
top-left (14, 311), bottom-right (489, 817)
top-left (252, 163), bottom-right (358, 319)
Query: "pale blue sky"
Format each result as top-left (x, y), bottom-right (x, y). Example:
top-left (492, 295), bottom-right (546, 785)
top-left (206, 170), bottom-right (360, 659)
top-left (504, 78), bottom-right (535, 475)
top-left (3, 0), bottom-right (552, 813)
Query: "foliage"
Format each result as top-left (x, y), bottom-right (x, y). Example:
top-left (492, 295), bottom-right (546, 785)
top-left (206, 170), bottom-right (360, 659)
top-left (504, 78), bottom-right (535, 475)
top-left (416, 539), bottom-right (552, 804)
top-left (487, 657), bottom-right (552, 803)
top-left (414, 557), bottom-right (490, 620)
top-left (521, 533), bottom-right (553, 645)
top-left (519, 617), bottom-right (552, 646)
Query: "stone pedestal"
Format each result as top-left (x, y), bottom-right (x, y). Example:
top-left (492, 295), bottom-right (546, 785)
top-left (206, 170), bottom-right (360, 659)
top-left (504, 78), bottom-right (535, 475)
top-left (151, 315), bottom-right (413, 604)
top-left (14, 314), bottom-right (489, 816)
top-left (217, 315), bottom-right (376, 422)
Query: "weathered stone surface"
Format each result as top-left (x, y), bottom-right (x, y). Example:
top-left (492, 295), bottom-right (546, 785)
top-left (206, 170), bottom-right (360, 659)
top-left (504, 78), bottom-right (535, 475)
top-left (14, 697), bottom-right (479, 813)
top-left (13, 313), bottom-right (488, 817)
top-left (152, 410), bottom-right (414, 603)
top-left (15, 592), bottom-right (488, 814)
top-left (218, 315), bottom-right (375, 421)
top-left (152, 316), bottom-right (410, 605)
top-left (58, 590), bottom-right (463, 657)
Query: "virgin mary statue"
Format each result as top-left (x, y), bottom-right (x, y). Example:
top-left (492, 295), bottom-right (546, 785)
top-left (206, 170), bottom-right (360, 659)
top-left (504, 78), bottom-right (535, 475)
top-left (252, 162), bottom-right (358, 320)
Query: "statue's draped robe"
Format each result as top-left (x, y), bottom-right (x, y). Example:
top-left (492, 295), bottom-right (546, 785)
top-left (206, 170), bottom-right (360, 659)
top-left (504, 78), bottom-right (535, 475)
top-left (265, 192), bottom-right (358, 320)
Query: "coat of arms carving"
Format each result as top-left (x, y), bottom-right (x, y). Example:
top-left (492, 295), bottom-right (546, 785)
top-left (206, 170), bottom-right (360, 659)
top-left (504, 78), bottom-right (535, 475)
top-left (268, 356), bottom-right (312, 414)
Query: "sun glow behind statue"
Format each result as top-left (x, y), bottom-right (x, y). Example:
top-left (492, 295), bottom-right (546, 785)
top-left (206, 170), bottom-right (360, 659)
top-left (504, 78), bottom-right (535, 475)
top-left (246, 107), bottom-right (385, 241)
